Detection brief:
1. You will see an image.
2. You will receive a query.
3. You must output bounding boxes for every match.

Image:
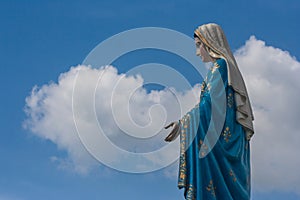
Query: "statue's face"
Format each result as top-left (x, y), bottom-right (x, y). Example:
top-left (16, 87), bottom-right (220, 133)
top-left (195, 37), bottom-right (212, 63)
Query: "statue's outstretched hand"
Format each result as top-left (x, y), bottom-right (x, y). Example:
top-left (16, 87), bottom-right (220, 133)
top-left (164, 121), bottom-right (180, 142)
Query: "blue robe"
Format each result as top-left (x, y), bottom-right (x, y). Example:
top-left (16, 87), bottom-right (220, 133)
top-left (178, 58), bottom-right (251, 200)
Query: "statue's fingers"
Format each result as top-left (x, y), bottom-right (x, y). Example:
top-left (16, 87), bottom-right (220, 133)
top-left (173, 124), bottom-right (179, 133)
top-left (165, 132), bottom-right (176, 142)
top-left (164, 134), bottom-right (173, 142)
top-left (164, 122), bottom-right (174, 129)
top-left (165, 130), bottom-right (175, 141)
top-left (164, 125), bottom-right (180, 142)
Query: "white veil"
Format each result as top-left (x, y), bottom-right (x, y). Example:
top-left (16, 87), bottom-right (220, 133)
top-left (194, 23), bottom-right (254, 140)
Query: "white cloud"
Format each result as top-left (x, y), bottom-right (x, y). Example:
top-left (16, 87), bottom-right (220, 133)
top-left (23, 36), bottom-right (300, 195)
top-left (23, 66), bottom-right (99, 175)
top-left (235, 36), bottom-right (300, 195)
top-left (23, 64), bottom-right (200, 174)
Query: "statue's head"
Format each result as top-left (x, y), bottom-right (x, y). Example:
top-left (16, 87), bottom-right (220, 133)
top-left (193, 23), bottom-right (229, 62)
top-left (194, 34), bottom-right (215, 63)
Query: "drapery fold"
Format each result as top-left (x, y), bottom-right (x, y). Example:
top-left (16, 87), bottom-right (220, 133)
top-left (178, 59), bottom-right (251, 200)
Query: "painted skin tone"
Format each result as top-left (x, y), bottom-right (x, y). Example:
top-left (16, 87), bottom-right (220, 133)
top-left (194, 37), bottom-right (216, 63)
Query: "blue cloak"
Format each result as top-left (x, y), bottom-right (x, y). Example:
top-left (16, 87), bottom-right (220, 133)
top-left (178, 58), bottom-right (251, 200)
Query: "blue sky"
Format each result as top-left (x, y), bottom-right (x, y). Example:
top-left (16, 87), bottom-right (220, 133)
top-left (1, 0), bottom-right (300, 199)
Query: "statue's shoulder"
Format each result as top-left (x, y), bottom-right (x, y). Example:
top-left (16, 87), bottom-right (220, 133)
top-left (211, 58), bottom-right (228, 82)
top-left (215, 58), bottom-right (226, 68)
top-left (214, 58), bottom-right (227, 74)
top-left (210, 58), bottom-right (226, 74)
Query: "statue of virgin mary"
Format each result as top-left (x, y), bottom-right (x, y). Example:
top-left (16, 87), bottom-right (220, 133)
top-left (165, 23), bottom-right (254, 200)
